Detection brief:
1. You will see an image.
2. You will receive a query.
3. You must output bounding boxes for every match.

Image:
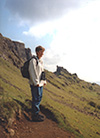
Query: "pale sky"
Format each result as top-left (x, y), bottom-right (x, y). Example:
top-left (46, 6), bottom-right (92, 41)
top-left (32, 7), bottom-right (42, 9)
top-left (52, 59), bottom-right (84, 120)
top-left (0, 0), bottom-right (100, 83)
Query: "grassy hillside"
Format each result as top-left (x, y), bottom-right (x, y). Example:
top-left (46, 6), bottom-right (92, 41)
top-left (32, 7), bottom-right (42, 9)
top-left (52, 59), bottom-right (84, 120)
top-left (0, 57), bottom-right (100, 138)
top-left (0, 57), bottom-right (32, 120)
top-left (43, 69), bottom-right (100, 138)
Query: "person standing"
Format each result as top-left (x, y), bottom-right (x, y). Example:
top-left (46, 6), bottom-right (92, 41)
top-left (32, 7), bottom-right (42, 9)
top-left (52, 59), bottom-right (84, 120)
top-left (29, 46), bottom-right (46, 122)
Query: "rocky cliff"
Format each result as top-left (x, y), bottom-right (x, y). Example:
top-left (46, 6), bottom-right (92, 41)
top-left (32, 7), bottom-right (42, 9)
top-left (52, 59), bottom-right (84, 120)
top-left (0, 33), bottom-right (32, 68)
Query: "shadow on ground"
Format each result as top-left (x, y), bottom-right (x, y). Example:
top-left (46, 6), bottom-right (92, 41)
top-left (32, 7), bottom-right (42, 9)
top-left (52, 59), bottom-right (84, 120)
top-left (13, 98), bottom-right (58, 123)
top-left (40, 105), bottom-right (58, 123)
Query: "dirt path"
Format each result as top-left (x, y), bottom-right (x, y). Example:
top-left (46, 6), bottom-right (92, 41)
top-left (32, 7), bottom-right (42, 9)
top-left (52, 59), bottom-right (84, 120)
top-left (0, 108), bottom-right (75, 138)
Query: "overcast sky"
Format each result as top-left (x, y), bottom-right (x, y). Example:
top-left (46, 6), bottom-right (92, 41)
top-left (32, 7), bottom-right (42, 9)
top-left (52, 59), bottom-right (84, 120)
top-left (0, 0), bottom-right (100, 83)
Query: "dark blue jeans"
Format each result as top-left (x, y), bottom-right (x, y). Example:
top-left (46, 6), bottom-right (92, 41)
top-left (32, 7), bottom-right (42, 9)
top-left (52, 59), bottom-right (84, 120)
top-left (30, 85), bottom-right (43, 115)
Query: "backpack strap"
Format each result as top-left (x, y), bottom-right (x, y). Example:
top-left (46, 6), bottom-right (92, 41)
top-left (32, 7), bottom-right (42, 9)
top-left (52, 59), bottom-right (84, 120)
top-left (30, 55), bottom-right (38, 65)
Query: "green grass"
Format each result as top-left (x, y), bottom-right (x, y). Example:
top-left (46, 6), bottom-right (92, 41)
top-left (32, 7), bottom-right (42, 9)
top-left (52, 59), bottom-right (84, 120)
top-left (42, 70), bottom-right (100, 138)
top-left (0, 57), bottom-right (100, 138)
top-left (0, 58), bottom-right (31, 121)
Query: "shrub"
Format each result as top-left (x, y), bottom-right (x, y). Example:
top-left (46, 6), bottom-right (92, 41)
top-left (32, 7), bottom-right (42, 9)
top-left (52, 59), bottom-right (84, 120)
top-left (97, 105), bottom-right (100, 110)
top-left (88, 101), bottom-right (96, 107)
top-left (89, 86), bottom-right (93, 90)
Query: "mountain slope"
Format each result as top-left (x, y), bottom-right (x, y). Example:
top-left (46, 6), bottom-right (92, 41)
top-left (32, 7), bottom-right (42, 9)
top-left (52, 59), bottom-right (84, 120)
top-left (0, 34), bottom-right (100, 138)
top-left (0, 33), bottom-right (32, 68)
top-left (43, 67), bottom-right (100, 138)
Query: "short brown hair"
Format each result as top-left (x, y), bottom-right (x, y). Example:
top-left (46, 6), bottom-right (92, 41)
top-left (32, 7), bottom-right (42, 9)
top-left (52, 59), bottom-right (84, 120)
top-left (35, 46), bottom-right (45, 52)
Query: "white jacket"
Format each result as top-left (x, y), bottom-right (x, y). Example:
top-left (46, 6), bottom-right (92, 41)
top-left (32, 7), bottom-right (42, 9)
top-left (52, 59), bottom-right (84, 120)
top-left (28, 56), bottom-right (46, 86)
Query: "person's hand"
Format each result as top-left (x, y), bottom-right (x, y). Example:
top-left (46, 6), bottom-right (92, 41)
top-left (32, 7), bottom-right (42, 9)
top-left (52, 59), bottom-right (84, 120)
top-left (37, 84), bottom-right (39, 87)
top-left (44, 83), bottom-right (47, 86)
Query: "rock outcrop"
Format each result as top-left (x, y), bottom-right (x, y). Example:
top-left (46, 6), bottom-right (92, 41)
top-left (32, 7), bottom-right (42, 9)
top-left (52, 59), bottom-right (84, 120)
top-left (54, 65), bottom-right (80, 84)
top-left (54, 65), bottom-right (71, 75)
top-left (0, 33), bottom-right (32, 68)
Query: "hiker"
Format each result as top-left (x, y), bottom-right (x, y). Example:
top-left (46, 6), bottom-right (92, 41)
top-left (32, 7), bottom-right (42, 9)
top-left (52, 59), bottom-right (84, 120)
top-left (29, 46), bottom-right (46, 122)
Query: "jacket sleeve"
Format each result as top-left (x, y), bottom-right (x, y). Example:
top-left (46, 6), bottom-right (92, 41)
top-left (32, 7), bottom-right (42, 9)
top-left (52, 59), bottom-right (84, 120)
top-left (28, 58), bottom-right (39, 86)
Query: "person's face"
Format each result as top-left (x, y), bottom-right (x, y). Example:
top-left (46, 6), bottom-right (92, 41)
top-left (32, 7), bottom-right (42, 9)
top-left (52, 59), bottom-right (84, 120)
top-left (37, 50), bottom-right (44, 59)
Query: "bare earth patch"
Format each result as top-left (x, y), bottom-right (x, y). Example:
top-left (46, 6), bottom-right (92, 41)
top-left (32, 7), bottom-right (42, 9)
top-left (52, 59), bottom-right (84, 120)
top-left (0, 112), bottom-right (74, 138)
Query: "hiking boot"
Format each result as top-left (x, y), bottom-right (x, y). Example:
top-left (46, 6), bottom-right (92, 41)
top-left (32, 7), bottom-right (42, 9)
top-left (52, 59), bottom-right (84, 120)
top-left (32, 114), bottom-right (44, 122)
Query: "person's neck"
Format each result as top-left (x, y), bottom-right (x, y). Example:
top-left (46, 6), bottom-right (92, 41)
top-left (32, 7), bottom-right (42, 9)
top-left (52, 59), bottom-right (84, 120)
top-left (37, 56), bottom-right (41, 59)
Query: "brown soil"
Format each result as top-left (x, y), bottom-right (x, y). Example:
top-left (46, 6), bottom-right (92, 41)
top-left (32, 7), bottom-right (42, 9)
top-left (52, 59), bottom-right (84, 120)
top-left (0, 108), bottom-right (75, 138)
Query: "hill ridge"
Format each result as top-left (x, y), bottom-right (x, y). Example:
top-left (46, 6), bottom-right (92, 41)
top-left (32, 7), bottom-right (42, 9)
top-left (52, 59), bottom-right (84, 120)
top-left (0, 33), bottom-right (32, 68)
